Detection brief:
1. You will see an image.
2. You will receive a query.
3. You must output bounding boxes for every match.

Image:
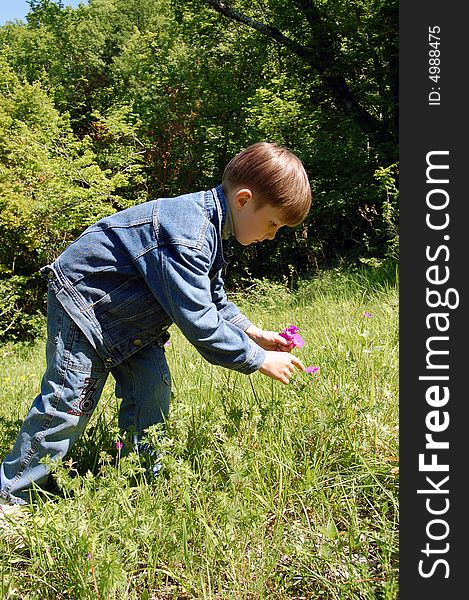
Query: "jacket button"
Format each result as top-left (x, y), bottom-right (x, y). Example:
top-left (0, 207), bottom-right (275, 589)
top-left (133, 339), bottom-right (142, 346)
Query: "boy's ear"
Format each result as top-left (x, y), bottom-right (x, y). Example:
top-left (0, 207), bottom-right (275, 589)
top-left (233, 188), bottom-right (253, 209)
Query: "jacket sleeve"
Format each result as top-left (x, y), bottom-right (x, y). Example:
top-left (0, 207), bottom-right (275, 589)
top-left (138, 243), bottom-right (266, 374)
top-left (210, 269), bottom-right (253, 331)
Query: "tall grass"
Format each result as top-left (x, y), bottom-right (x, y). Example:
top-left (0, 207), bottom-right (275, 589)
top-left (0, 266), bottom-right (398, 599)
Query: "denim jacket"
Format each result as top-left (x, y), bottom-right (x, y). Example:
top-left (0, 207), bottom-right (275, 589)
top-left (42, 186), bottom-right (266, 374)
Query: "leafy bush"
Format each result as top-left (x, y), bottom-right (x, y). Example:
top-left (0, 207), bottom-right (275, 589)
top-left (0, 58), bottom-right (138, 338)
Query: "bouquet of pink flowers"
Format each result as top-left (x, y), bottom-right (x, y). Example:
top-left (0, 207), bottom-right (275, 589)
top-left (278, 324), bottom-right (304, 348)
top-left (278, 325), bottom-right (319, 375)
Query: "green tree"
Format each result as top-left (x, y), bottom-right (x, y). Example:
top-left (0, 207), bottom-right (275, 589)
top-left (190, 0), bottom-right (398, 270)
top-left (199, 0), bottom-right (398, 163)
top-left (0, 58), bottom-right (132, 339)
top-left (0, 0), bottom-right (399, 342)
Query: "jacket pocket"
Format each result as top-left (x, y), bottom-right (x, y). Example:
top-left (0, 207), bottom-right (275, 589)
top-left (89, 278), bottom-right (157, 326)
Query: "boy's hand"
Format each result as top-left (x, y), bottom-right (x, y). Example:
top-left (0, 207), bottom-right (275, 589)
top-left (259, 351), bottom-right (305, 384)
top-left (245, 325), bottom-right (292, 352)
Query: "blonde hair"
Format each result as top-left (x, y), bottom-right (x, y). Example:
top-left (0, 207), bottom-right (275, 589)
top-left (222, 142), bottom-right (312, 226)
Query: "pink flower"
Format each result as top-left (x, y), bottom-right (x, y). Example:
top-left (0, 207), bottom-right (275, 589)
top-left (116, 441), bottom-right (123, 450)
top-left (363, 311), bottom-right (372, 318)
top-left (164, 340), bottom-right (171, 348)
top-left (305, 365), bottom-right (320, 374)
top-left (279, 325), bottom-right (305, 348)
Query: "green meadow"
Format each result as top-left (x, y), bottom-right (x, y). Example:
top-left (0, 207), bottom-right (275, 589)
top-left (0, 267), bottom-right (399, 599)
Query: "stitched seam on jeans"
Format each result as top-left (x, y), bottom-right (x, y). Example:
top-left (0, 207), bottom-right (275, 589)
top-left (5, 366), bottom-right (67, 494)
top-left (4, 317), bottom-right (76, 493)
top-left (155, 346), bottom-right (171, 388)
top-left (127, 363), bottom-right (138, 435)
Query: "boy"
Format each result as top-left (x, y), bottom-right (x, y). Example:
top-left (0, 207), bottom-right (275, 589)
top-left (0, 142), bottom-right (311, 508)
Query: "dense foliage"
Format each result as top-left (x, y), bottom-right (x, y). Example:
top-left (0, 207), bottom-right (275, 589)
top-left (0, 0), bottom-right (398, 340)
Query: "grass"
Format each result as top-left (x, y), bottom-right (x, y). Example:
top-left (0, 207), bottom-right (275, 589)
top-left (0, 265), bottom-right (399, 599)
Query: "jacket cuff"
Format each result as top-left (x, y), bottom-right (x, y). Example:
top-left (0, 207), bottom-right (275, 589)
top-left (229, 313), bottom-right (253, 331)
top-left (243, 343), bottom-right (266, 374)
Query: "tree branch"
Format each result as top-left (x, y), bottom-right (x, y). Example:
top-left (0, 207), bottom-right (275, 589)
top-left (203, 0), bottom-right (315, 65)
top-left (202, 0), bottom-right (391, 149)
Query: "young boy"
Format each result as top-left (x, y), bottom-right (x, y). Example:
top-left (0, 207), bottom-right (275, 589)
top-left (0, 142), bottom-right (311, 508)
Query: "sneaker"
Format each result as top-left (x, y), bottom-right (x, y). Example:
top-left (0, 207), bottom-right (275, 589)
top-left (134, 439), bottom-right (163, 478)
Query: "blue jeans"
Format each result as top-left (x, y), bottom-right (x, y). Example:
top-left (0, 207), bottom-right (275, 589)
top-left (0, 291), bottom-right (171, 505)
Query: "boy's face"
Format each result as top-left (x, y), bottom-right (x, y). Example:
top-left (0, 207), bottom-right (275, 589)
top-left (231, 189), bottom-right (286, 246)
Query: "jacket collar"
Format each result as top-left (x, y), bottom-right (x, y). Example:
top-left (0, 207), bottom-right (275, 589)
top-left (212, 185), bottom-right (230, 267)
